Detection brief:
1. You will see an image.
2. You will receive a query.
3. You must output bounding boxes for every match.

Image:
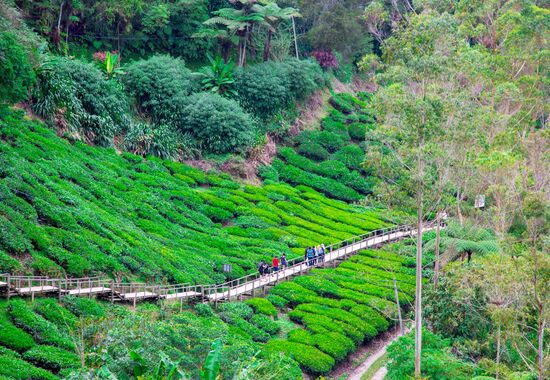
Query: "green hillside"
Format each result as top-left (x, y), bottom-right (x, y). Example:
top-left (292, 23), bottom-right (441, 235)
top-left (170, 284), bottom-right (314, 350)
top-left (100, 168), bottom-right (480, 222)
top-left (0, 105), bottom-right (393, 283)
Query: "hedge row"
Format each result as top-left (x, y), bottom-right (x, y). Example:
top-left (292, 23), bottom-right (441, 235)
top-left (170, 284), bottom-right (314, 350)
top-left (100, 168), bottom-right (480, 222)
top-left (7, 300), bottom-right (74, 351)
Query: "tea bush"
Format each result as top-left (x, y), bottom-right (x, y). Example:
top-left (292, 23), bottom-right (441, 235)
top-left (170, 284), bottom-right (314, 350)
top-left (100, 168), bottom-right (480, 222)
top-left (263, 340), bottom-right (335, 375)
top-left (245, 298), bottom-right (277, 317)
top-left (7, 300), bottom-right (74, 350)
top-left (0, 355), bottom-right (58, 380)
top-left (0, 315), bottom-right (35, 352)
top-left (23, 345), bottom-right (80, 372)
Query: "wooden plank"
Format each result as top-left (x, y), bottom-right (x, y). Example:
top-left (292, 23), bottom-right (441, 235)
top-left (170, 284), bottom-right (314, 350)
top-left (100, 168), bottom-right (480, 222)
top-left (16, 286), bottom-right (58, 294)
top-left (161, 291), bottom-right (201, 300)
top-left (66, 287), bottom-right (111, 296)
top-left (120, 291), bottom-right (157, 300)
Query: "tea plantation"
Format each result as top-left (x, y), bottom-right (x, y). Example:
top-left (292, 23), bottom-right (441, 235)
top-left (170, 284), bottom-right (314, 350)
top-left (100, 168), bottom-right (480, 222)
top-left (0, 244), bottom-right (417, 378)
top-left (260, 93), bottom-right (377, 202)
top-left (0, 104), bottom-right (392, 284)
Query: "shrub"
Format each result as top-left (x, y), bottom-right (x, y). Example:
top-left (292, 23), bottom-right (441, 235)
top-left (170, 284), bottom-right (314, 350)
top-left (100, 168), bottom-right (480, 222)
top-left (348, 122), bottom-right (368, 141)
top-left (23, 345), bottom-right (80, 372)
top-left (235, 59), bottom-right (325, 120)
top-left (311, 50), bottom-right (338, 69)
top-left (263, 340), bottom-right (335, 375)
top-left (124, 122), bottom-right (193, 160)
top-left (194, 303), bottom-right (215, 317)
top-left (0, 250), bottom-right (23, 272)
top-left (267, 294), bottom-right (289, 308)
top-left (7, 299), bottom-right (74, 350)
top-left (172, 92), bottom-right (255, 154)
top-left (0, 315), bottom-right (35, 352)
top-left (0, 355), bottom-right (58, 380)
top-left (313, 332), bottom-right (355, 361)
top-left (123, 55), bottom-right (197, 121)
top-left (0, 32), bottom-right (35, 103)
top-left (218, 302), bottom-right (254, 320)
top-left (31, 56), bottom-right (130, 146)
top-left (245, 298), bottom-right (277, 317)
top-left (329, 93), bottom-right (365, 114)
top-left (250, 314), bottom-right (280, 336)
top-left (33, 299), bottom-right (77, 330)
top-left (297, 142), bottom-right (330, 161)
top-left (386, 329), bottom-right (478, 380)
top-left (332, 145), bottom-right (365, 171)
top-left (61, 297), bottom-right (105, 318)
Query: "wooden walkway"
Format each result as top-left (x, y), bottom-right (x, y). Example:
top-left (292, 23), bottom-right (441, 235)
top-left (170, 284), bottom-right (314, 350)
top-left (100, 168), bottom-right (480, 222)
top-left (0, 223), bottom-right (438, 306)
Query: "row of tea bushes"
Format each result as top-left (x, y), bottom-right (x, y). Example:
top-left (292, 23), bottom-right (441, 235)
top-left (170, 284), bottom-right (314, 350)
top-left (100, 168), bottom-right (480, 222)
top-left (0, 106), bottom-right (394, 282)
top-left (259, 93), bottom-right (379, 202)
top-left (263, 247), bottom-right (416, 375)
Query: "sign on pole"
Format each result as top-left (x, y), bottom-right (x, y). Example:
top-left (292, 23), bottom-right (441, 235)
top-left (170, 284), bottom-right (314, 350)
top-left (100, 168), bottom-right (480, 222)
top-left (475, 195), bottom-right (485, 209)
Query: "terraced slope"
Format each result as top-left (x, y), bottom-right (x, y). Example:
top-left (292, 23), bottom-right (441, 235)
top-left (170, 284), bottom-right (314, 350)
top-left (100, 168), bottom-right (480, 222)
top-left (0, 106), bottom-right (393, 284)
top-left (264, 247), bottom-right (419, 375)
top-left (261, 93), bottom-right (378, 202)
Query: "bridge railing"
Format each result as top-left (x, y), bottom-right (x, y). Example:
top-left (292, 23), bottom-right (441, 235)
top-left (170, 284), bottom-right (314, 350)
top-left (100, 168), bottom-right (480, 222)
top-left (199, 222), bottom-right (424, 301)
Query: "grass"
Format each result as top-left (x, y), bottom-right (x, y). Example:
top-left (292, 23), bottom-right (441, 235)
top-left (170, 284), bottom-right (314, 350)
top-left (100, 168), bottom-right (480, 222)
top-left (360, 351), bottom-right (389, 380)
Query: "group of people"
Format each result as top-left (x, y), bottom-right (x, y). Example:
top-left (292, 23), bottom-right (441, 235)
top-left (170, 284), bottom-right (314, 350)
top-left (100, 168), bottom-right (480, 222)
top-left (256, 243), bottom-right (327, 278)
top-left (257, 254), bottom-right (287, 277)
top-left (305, 244), bottom-right (326, 266)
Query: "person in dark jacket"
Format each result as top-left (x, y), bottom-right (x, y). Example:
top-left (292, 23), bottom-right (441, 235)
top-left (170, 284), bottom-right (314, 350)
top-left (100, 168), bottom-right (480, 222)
top-left (307, 247), bottom-right (315, 266)
top-left (318, 244), bottom-right (326, 263)
top-left (281, 253), bottom-right (288, 268)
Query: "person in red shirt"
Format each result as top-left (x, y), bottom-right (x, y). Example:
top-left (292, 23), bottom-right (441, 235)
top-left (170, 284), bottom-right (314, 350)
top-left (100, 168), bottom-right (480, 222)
top-left (272, 256), bottom-right (279, 273)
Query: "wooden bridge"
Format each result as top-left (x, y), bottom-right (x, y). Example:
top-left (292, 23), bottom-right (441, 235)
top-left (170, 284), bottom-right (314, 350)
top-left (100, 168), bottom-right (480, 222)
top-left (0, 223), bottom-right (438, 307)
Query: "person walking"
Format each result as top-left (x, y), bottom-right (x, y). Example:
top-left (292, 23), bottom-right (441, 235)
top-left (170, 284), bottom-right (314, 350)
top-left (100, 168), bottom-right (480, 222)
top-left (304, 247), bottom-right (309, 265)
top-left (281, 253), bottom-right (287, 268)
top-left (307, 247), bottom-right (314, 266)
top-left (258, 260), bottom-right (265, 277)
top-left (272, 256), bottom-right (279, 273)
top-left (319, 244), bottom-right (326, 263)
top-left (313, 246), bottom-right (318, 265)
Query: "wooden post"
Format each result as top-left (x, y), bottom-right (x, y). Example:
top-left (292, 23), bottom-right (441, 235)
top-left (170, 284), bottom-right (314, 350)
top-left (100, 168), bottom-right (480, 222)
top-left (6, 274), bottom-right (10, 301)
top-left (393, 277), bottom-right (403, 336)
top-left (110, 281), bottom-right (114, 303)
top-left (58, 280), bottom-right (62, 301)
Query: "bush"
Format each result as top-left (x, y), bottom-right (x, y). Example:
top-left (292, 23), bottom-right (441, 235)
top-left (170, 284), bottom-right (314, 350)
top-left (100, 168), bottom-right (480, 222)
top-left (332, 145), bottom-right (365, 171)
top-left (0, 315), bottom-right (35, 352)
top-left (267, 294), bottom-right (289, 308)
top-left (218, 302), bottom-right (254, 321)
top-left (0, 355), bottom-right (58, 380)
top-left (263, 340), bottom-right (335, 375)
top-left (194, 303), bottom-right (215, 317)
top-left (348, 122), bottom-right (368, 141)
top-left (33, 299), bottom-right (78, 330)
top-left (250, 314), bottom-right (280, 336)
top-left (124, 122), bottom-right (192, 160)
top-left (172, 92), bottom-right (255, 154)
top-left (7, 299), bottom-right (74, 350)
top-left (245, 298), bottom-right (277, 317)
top-left (235, 60), bottom-right (325, 120)
top-left (313, 332), bottom-right (355, 362)
top-left (31, 56), bottom-right (130, 146)
top-left (123, 55), bottom-right (197, 121)
top-left (295, 130), bottom-right (347, 153)
top-left (0, 250), bottom-right (23, 272)
top-left (61, 297), bottom-right (105, 318)
top-left (0, 32), bottom-right (35, 103)
top-left (386, 329), bottom-right (478, 380)
top-left (23, 345), bottom-right (80, 372)
top-left (297, 142), bottom-right (330, 161)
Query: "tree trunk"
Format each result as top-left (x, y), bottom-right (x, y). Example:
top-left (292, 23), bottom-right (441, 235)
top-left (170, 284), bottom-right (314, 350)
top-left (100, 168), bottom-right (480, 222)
top-left (537, 313), bottom-right (545, 380)
top-left (414, 151), bottom-right (425, 379)
top-left (53, 1), bottom-right (65, 49)
top-left (292, 16), bottom-right (299, 59)
top-left (456, 190), bottom-right (464, 225)
top-left (434, 212), bottom-right (441, 287)
top-left (263, 29), bottom-right (272, 61)
top-left (496, 323), bottom-right (501, 379)
top-left (393, 277), bottom-right (403, 335)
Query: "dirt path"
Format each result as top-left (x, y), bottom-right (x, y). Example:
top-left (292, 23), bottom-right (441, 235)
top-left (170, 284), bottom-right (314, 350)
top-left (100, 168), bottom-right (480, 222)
top-left (345, 327), bottom-right (408, 380)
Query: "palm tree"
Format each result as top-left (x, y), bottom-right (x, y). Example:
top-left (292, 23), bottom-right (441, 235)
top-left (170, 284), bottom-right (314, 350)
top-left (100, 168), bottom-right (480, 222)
top-left (200, 0), bottom-right (265, 66)
top-left (424, 221), bottom-right (500, 267)
top-left (252, 1), bottom-right (301, 61)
